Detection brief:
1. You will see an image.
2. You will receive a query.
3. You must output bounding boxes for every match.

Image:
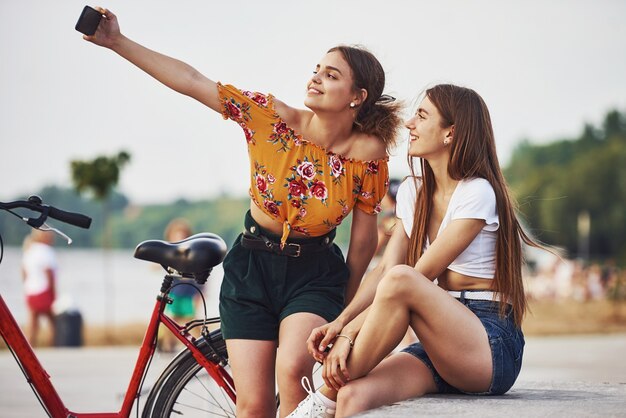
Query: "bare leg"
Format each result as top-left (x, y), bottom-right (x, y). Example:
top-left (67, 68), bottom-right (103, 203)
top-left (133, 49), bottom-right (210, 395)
top-left (277, 313), bottom-right (327, 417)
top-left (43, 311), bottom-right (56, 347)
top-left (226, 339), bottom-right (278, 418)
top-left (396, 327), bottom-right (418, 351)
top-left (336, 353), bottom-right (437, 418)
top-left (28, 311), bottom-right (39, 347)
top-left (347, 265), bottom-right (492, 392)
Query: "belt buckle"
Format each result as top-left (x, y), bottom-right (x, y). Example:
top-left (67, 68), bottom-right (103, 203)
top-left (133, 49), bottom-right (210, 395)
top-left (286, 243), bottom-right (301, 257)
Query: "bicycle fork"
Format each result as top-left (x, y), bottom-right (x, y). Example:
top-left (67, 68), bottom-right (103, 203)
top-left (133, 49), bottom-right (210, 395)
top-left (0, 295), bottom-right (69, 417)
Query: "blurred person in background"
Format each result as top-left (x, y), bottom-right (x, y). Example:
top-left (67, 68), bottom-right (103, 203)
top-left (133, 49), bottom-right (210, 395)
top-left (159, 218), bottom-right (204, 353)
top-left (21, 229), bottom-right (57, 347)
top-left (375, 178), bottom-right (401, 256)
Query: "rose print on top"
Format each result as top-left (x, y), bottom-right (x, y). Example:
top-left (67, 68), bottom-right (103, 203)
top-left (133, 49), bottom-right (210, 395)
top-left (285, 155), bottom-right (328, 208)
top-left (264, 199), bottom-right (280, 216)
top-left (269, 121), bottom-right (300, 153)
top-left (225, 101), bottom-right (242, 120)
top-left (288, 179), bottom-right (309, 199)
top-left (323, 199), bottom-right (349, 229)
top-left (329, 155), bottom-right (345, 180)
top-left (218, 83), bottom-right (389, 243)
top-left (223, 97), bottom-right (252, 124)
top-left (240, 122), bottom-right (256, 144)
top-left (296, 161), bottom-right (316, 180)
top-left (310, 180), bottom-right (328, 201)
top-left (366, 161), bottom-right (379, 174)
top-left (256, 174), bottom-right (268, 194)
top-left (253, 161), bottom-right (282, 220)
top-left (242, 90), bottom-right (269, 107)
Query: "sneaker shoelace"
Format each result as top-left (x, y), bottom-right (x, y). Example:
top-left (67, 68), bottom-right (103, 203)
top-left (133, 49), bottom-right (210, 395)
top-left (290, 376), bottom-right (332, 417)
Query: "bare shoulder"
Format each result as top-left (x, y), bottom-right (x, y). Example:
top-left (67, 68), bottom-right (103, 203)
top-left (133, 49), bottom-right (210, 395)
top-left (273, 99), bottom-right (312, 129)
top-left (349, 132), bottom-right (387, 161)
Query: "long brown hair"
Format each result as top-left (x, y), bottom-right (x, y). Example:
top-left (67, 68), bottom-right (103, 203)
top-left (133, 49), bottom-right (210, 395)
top-left (328, 45), bottom-right (403, 151)
top-left (406, 84), bottom-right (542, 326)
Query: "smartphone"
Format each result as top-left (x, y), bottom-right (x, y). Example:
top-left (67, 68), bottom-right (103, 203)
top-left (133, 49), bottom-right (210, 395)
top-left (75, 5), bottom-right (103, 36)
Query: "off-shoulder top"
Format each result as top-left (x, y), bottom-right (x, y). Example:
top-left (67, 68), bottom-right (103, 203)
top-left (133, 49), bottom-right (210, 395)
top-left (217, 83), bottom-right (389, 246)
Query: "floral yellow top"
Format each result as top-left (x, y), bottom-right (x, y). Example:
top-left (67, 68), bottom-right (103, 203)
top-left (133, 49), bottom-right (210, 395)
top-left (218, 83), bottom-right (389, 246)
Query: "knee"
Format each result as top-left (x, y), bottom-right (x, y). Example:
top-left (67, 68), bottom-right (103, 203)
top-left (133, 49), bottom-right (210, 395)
top-left (376, 265), bottom-right (425, 301)
top-left (236, 395), bottom-right (275, 418)
top-left (276, 352), bottom-right (312, 383)
top-left (336, 383), bottom-right (372, 415)
top-left (236, 403), bottom-right (274, 418)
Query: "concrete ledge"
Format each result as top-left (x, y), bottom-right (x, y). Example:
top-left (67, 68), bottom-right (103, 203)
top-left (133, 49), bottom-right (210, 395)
top-left (356, 381), bottom-right (626, 417)
top-left (1, 335), bottom-right (625, 416)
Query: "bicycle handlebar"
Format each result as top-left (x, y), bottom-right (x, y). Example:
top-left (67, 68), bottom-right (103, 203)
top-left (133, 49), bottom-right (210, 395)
top-left (0, 197), bottom-right (92, 229)
top-left (47, 205), bottom-right (92, 229)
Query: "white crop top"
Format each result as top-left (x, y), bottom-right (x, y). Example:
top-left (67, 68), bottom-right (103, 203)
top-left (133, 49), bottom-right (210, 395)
top-left (395, 177), bottom-right (499, 279)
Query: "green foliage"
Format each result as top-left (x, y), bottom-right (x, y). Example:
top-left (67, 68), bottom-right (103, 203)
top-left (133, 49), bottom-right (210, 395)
top-left (70, 151), bottom-right (132, 250)
top-left (1, 187), bottom-right (353, 250)
top-left (506, 109), bottom-right (626, 265)
top-left (0, 185), bottom-right (126, 247)
top-left (109, 197), bottom-right (250, 248)
top-left (71, 151), bottom-right (131, 200)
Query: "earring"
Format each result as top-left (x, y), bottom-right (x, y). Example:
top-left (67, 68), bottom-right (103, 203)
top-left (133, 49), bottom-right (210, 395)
top-left (349, 102), bottom-right (356, 109)
top-left (444, 138), bottom-right (451, 145)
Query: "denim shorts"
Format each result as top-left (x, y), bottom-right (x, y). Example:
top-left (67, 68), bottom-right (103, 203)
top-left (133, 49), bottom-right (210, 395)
top-left (219, 211), bottom-right (350, 340)
top-left (401, 294), bottom-right (524, 395)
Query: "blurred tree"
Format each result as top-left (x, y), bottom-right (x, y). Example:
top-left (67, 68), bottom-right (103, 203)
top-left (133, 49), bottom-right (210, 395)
top-left (71, 151), bottom-right (130, 245)
top-left (70, 151), bottom-right (131, 340)
top-left (71, 151), bottom-right (131, 200)
top-left (506, 109), bottom-right (626, 265)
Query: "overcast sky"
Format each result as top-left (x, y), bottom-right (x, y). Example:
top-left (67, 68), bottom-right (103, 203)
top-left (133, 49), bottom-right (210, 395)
top-left (1, 0), bottom-right (625, 204)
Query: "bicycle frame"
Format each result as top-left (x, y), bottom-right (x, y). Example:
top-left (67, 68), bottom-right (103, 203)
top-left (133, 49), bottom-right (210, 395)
top-left (0, 285), bottom-right (235, 417)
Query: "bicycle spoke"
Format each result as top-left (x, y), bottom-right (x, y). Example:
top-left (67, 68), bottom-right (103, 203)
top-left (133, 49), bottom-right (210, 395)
top-left (149, 333), bottom-right (235, 418)
top-left (177, 372), bottom-right (234, 412)
top-left (178, 385), bottom-right (225, 411)
top-left (171, 401), bottom-right (233, 417)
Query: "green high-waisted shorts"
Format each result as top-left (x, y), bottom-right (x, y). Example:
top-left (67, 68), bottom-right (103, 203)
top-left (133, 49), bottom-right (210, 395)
top-left (219, 211), bottom-right (350, 340)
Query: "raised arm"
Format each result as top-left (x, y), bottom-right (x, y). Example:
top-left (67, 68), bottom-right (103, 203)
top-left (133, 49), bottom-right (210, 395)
top-left (84, 8), bottom-right (221, 112)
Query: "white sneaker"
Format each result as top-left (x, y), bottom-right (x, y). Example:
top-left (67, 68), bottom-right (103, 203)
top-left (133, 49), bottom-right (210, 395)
top-left (286, 377), bottom-right (336, 418)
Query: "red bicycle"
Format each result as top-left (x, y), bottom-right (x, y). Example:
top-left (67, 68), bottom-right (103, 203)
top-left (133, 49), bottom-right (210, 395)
top-left (0, 196), bottom-right (237, 417)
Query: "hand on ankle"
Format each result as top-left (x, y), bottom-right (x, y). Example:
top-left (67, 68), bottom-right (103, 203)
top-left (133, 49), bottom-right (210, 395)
top-left (319, 386), bottom-right (338, 402)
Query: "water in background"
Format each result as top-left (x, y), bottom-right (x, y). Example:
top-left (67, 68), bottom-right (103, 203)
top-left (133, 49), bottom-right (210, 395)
top-left (0, 247), bottom-right (223, 325)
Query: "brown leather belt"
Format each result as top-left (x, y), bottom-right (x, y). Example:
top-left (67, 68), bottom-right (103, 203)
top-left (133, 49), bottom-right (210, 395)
top-left (241, 232), bottom-right (333, 257)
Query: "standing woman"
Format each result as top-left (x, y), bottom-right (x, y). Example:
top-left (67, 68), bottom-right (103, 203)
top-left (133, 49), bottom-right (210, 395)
top-left (292, 84), bottom-right (545, 418)
top-left (22, 229), bottom-right (58, 347)
top-left (82, 8), bottom-right (402, 417)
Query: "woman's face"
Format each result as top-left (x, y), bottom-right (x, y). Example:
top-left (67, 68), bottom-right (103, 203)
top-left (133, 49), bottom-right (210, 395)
top-left (405, 96), bottom-right (451, 158)
top-left (304, 51), bottom-right (359, 113)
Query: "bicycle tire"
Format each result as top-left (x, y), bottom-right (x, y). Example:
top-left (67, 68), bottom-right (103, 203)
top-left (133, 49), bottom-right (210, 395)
top-left (146, 329), bottom-right (236, 418)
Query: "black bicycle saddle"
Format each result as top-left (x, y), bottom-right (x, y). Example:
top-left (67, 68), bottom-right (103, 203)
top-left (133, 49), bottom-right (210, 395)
top-left (134, 233), bottom-right (227, 282)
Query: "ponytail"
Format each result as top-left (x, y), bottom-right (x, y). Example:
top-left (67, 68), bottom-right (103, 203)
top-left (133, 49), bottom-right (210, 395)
top-left (355, 96), bottom-right (403, 152)
top-left (328, 45), bottom-right (404, 151)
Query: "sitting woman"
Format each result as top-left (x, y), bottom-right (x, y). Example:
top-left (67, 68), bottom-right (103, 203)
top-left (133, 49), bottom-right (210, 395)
top-left (288, 83), bottom-right (546, 418)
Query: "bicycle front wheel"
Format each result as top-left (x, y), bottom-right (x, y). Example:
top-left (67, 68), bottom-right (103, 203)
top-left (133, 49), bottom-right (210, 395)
top-left (149, 329), bottom-right (236, 417)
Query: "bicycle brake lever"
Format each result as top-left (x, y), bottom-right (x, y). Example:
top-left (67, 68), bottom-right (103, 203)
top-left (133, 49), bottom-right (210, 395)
top-left (39, 222), bottom-right (73, 245)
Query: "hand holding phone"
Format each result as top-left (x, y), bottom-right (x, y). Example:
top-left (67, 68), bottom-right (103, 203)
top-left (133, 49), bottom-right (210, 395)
top-left (75, 5), bottom-right (103, 36)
